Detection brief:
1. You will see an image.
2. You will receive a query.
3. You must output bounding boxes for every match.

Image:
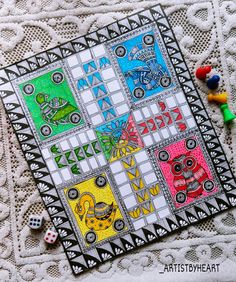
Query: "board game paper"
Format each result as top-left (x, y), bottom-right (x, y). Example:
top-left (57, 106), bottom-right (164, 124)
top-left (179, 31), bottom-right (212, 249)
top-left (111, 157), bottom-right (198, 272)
top-left (0, 4), bottom-right (236, 275)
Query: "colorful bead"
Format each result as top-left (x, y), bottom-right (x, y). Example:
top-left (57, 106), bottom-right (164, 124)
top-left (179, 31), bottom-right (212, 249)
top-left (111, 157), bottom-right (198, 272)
top-left (207, 92), bottom-right (228, 104)
top-left (195, 66), bottom-right (212, 80)
top-left (206, 74), bottom-right (220, 90)
top-left (220, 103), bottom-right (236, 124)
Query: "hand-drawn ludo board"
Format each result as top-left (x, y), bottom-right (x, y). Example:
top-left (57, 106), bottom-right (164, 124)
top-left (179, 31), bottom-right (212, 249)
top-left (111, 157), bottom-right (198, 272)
top-left (0, 4), bottom-right (236, 275)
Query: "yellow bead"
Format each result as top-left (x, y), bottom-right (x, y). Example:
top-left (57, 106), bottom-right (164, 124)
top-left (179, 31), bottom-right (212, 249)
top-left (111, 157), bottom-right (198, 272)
top-left (207, 92), bottom-right (228, 104)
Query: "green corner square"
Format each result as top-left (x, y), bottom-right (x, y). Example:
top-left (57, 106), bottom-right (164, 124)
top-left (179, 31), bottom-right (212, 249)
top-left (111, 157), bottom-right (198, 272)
top-left (19, 68), bottom-right (84, 141)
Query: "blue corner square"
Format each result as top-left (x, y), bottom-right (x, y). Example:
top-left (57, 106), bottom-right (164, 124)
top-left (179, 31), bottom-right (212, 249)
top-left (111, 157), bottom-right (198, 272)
top-left (112, 31), bottom-right (174, 103)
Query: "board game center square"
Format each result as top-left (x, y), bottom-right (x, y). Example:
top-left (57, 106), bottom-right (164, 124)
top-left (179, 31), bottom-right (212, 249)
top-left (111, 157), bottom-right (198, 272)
top-left (87, 72), bottom-right (102, 86)
top-left (92, 84), bottom-right (107, 98)
top-left (18, 68), bottom-right (85, 142)
top-left (111, 30), bottom-right (175, 103)
top-left (64, 173), bottom-right (128, 246)
top-left (95, 113), bottom-right (144, 162)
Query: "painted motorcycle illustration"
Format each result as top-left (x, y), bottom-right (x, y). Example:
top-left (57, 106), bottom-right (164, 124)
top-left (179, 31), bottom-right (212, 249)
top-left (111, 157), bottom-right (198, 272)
top-left (115, 34), bottom-right (172, 99)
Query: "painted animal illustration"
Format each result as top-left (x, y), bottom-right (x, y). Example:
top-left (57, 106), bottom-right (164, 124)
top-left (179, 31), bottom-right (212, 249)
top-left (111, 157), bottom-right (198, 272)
top-left (75, 192), bottom-right (117, 231)
top-left (124, 35), bottom-right (171, 90)
top-left (36, 93), bottom-right (78, 125)
top-left (168, 152), bottom-right (210, 199)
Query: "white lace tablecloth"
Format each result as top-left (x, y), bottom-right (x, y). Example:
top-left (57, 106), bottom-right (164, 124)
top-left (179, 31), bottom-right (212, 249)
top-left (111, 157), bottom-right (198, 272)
top-left (1, 0), bottom-right (236, 281)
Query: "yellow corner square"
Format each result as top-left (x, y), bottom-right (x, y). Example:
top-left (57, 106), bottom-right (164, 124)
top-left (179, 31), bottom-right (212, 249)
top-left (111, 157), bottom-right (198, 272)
top-left (64, 173), bottom-right (127, 246)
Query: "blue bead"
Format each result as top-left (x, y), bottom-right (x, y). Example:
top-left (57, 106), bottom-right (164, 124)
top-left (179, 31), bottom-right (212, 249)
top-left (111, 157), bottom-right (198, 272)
top-left (207, 74), bottom-right (220, 90)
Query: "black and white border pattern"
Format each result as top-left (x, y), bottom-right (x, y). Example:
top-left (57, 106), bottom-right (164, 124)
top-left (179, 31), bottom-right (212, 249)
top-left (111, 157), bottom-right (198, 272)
top-left (0, 5), bottom-right (235, 275)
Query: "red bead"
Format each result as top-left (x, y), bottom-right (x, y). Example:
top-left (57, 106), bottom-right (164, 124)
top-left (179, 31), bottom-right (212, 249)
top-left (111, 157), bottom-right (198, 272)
top-left (195, 66), bottom-right (212, 80)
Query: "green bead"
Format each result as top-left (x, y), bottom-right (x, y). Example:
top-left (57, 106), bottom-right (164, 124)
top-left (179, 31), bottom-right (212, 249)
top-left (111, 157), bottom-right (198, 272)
top-left (220, 103), bottom-right (236, 123)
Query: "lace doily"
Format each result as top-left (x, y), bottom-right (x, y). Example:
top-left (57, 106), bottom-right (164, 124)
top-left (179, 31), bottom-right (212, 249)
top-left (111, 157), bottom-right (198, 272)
top-left (1, 0), bottom-right (236, 281)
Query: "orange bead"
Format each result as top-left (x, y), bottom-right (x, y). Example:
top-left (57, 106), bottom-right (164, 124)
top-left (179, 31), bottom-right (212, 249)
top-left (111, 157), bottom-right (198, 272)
top-left (207, 92), bottom-right (228, 104)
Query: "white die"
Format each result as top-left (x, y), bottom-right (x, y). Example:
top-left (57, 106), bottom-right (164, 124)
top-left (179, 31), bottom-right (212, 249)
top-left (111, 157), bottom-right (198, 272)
top-left (28, 215), bottom-right (44, 230)
top-left (44, 228), bottom-right (58, 244)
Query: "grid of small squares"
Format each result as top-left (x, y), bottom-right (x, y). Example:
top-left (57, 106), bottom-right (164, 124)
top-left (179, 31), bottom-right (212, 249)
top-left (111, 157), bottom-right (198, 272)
top-left (110, 149), bottom-right (170, 230)
top-left (66, 44), bottom-right (129, 126)
top-left (42, 128), bottom-right (107, 186)
top-left (132, 92), bottom-right (196, 147)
